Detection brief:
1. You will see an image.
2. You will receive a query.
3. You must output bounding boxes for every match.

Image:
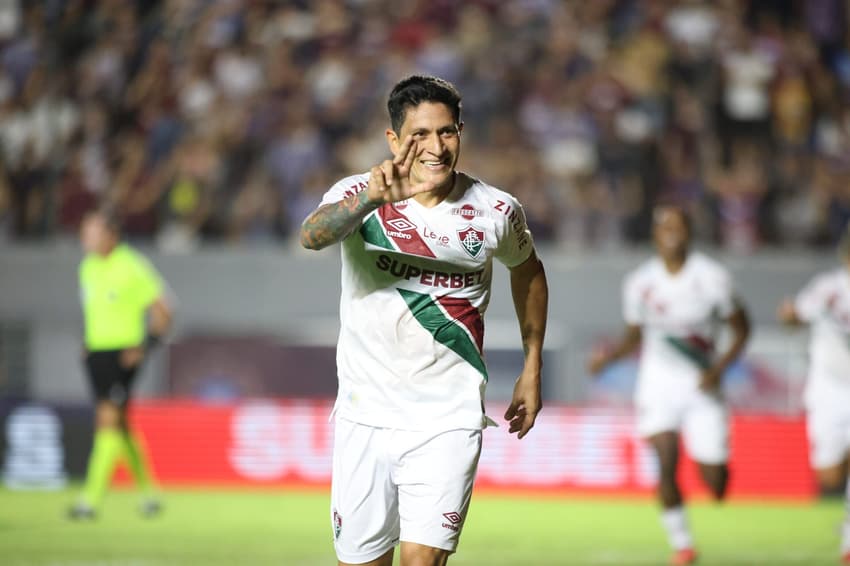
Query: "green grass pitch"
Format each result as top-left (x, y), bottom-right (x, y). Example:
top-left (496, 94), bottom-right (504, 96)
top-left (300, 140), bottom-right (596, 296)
top-left (0, 487), bottom-right (844, 565)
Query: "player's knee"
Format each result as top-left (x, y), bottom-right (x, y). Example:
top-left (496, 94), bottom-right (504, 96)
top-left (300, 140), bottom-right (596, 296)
top-left (95, 402), bottom-right (123, 429)
top-left (818, 475), bottom-right (846, 497)
top-left (400, 543), bottom-right (451, 566)
top-left (658, 460), bottom-right (678, 482)
top-left (816, 469), bottom-right (847, 496)
top-left (698, 463), bottom-right (729, 501)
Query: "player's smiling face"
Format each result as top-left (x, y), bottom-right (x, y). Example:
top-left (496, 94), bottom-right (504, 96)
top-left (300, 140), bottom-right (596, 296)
top-left (653, 207), bottom-right (690, 260)
top-left (388, 101), bottom-right (462, 192)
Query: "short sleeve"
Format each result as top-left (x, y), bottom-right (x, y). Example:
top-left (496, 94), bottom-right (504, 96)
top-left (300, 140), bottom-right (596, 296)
top-left (494, 196), bottom-right (534, 268)
top-left (319, 174), bottom-right (370, 207)
top-left (133, 254), bottom-right (163, 308)
top-left (794, 273), bottom-right (831, 323)
top-left (622, 272), bottom-right (644, 325)
top-left (713, 269), bottom-right (737, 319)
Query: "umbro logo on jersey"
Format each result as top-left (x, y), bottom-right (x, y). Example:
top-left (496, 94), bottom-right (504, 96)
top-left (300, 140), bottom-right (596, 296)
top-left (457, 226), bottom-right (485, 258)
top-left (386, 218), bottom-right (416, 240)
top-left (386, 218), bottom-right (416, 232)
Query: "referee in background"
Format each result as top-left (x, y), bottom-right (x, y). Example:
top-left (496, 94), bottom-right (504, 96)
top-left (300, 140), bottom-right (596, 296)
top-left (68, 208), bottom-right (173, 519)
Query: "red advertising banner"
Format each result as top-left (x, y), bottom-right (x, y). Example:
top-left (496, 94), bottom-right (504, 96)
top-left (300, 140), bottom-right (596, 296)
top-left (127, 400), bottom-right (816, 498)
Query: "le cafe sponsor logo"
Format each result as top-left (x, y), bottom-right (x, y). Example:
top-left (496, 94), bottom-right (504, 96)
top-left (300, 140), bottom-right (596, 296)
top-left (384, 218), bottom-right (452, 247)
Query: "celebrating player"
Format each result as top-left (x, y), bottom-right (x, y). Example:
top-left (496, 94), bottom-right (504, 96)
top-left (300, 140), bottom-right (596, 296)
top-left (588, 205), bottom-right (750, 565)
top-left (68, 209), bottom-right (172, 519)
top-left (300, 75), bottom-right (548, 566)
top-left (777, 230), bottom-right (850, 564)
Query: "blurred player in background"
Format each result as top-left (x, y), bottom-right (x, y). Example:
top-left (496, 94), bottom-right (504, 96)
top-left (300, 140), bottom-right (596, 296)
top-left (300, 75), bottom-right (548, 566)
top-left (68, 208), bottom-right (172, 519)
top-left (589, 205), bottom-right (750, 565)
top-left (777, 229), bottom-right (850, 563)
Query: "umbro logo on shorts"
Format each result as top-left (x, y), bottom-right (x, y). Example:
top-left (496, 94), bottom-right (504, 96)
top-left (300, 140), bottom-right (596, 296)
top-left (333, 509), bottom-right (342, 539)
top-left (441, 511), bottom-right (462, 531)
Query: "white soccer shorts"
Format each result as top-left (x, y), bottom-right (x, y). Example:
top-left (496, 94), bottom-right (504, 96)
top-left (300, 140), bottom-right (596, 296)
top-left (331, 417), bottom-right (482, 564)
top-left (636, 384), bottom-right (730, 464)
top-left (806, 382), bottom-right (850, 470)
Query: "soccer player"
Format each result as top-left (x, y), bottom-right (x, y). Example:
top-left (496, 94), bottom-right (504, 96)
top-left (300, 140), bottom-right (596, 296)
top-left (776, 232), bottom-right (850, 564)
top-left (68, 208), bottom-right (173, 519)
top-left (300, 75), bottom-right (548, 566)
top-left (588, 205), bottom-right (750, 566)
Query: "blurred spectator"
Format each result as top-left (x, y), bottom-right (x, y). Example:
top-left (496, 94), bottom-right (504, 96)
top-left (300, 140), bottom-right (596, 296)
top-left (706, 141), bottom-right (770, 252)
top-left (227, 163), bottom-right (278, 243)
top-left (57, 142), bottom-right (99, 236)
top-left (0, 0), bottom-right (848, 252)
top-left (154, 133), bottom-right (219, 252)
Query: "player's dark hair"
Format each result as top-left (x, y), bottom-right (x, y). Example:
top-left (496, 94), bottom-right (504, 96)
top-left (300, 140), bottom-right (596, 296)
top-left (86, 205), bottom-right (123, 236)
top-left (652, 204), bottom-right (692, 235)
top-left (387, 75), bottom-right (462, 134)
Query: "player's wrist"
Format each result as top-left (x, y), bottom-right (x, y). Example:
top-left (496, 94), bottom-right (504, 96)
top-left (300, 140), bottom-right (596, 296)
top-left (361, 188), bottom-right (385, 208)
top-left (144, 333), bottom-right (162, 351)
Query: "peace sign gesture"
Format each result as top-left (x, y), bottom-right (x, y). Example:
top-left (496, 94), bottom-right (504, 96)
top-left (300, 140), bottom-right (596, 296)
top-left (366, 135), bottom-right (436, 204)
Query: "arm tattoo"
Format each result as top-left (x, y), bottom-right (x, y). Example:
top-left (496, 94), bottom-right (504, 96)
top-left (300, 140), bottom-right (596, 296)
top-left (300, 191), bottom-right (378, 250)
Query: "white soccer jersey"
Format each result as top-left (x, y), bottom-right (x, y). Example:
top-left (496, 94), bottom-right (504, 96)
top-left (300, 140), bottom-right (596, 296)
top-left (320, 172), bottom-right (534, 432)
top-left (794, 268), bottom-right (850, 388)
top-left (623, 252), bottom-right (737, 394)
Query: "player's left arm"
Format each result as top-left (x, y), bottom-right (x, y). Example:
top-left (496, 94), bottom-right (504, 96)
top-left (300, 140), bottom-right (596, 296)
top-left (504, 251), bottom-right (548, 439)
top-left (147, 296), bottom-right (173, 342)
top-left (701, 299), bottom-right (751, 392)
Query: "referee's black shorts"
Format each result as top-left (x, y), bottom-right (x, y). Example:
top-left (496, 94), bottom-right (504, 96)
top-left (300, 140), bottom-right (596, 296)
top-left (85, 350), bottom-right (139, 406)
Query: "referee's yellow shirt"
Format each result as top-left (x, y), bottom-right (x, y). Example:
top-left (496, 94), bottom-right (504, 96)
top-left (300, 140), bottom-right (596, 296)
top-left (79, 244), bottom-right (163, 352)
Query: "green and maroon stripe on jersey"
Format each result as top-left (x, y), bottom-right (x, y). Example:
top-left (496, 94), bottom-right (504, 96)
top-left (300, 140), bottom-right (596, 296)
top-left (360, 215), bottom-right (394, 250)
top-left (358, 205), bottom-right (438, 258)
top-left (397, 289), bottom-right (488, 380)
top-left (664, 334), bottom-right (713, 370)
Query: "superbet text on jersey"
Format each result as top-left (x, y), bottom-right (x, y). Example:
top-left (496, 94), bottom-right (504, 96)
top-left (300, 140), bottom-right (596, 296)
top-left (320, 172), bottom-right (533, 432)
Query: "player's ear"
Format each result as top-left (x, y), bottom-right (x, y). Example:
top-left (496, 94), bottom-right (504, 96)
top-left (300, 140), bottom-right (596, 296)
top-left (458, 121), bottom-right (464, 134)
top-left (385, 129), bottom-right (400, 155)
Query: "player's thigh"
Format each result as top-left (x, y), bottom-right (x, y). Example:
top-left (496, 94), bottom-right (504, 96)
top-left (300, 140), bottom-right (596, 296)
top-left (331, 419), bottom-right (399, 565)
top-left (85, 351), bottom-right (134, 422)
top-left (682, 392), bottom-right (729, 465)
top-left (396, 428), bottom-right (482, 554)
top-left (338, 548), bottom-right (394, 566)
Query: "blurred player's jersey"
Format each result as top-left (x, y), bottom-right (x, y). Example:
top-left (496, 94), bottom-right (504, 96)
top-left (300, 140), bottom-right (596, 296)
top-left (320, 172), bottom-right (533, 432)
top-left (794, 268), bottom-right (850, 391)
top-left (623, 252), bottom-right (736, 397)
top-left (79, 244), bottom-right (163, 351)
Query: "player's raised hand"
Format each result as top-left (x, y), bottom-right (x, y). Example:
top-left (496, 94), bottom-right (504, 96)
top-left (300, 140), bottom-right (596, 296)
top-left (505, 370), bottom-right (541, 439)
top-left (777, 298), bottom-right (800, 326)
top-left (587, 345), bottom-right (611, 376)
top-left (366, 136), bottom-right (435, 204)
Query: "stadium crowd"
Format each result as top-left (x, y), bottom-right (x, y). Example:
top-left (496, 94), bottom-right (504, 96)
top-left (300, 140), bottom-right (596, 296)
top-left (1, 0), bottom-right (850, 252)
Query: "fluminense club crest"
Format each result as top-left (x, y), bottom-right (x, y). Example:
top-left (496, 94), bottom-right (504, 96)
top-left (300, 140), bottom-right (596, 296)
top-left (457, 226), bottom-right (485, 258)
